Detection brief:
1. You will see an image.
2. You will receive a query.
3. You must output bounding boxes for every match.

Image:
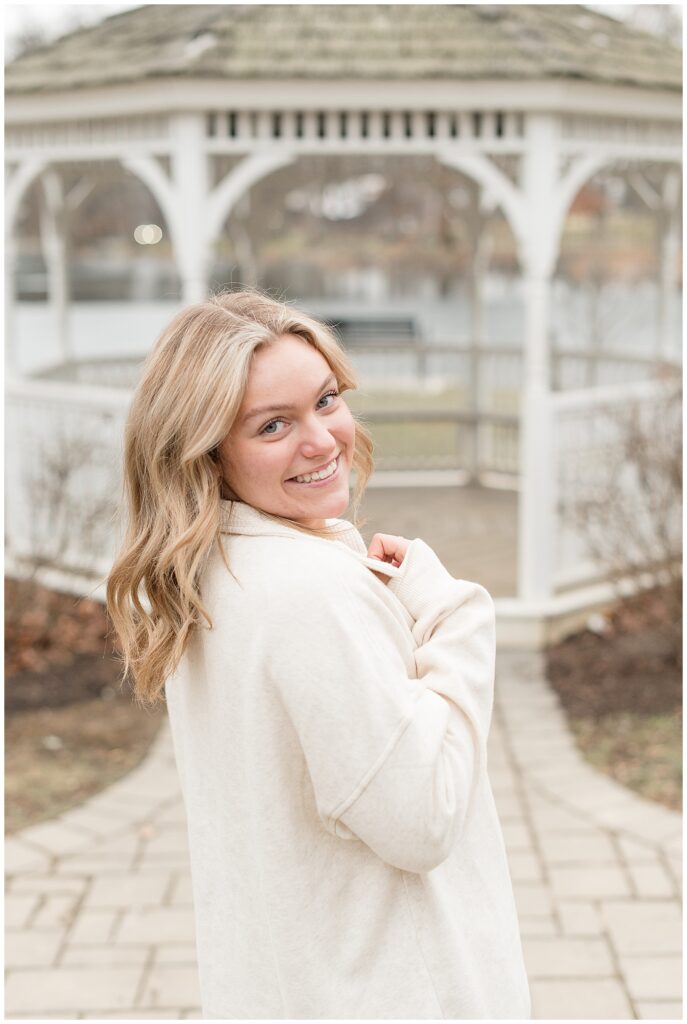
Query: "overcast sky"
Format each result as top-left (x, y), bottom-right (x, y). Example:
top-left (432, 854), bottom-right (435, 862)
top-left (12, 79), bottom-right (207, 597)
top-left (3, 2), bottom-right (684, 62)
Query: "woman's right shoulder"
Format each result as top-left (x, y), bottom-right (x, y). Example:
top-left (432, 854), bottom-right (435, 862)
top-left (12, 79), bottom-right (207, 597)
top-left (208, 532), bottom-right (357, 607)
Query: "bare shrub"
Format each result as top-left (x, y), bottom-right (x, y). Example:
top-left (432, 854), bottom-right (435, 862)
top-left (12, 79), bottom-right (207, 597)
top-left (6, 419), bottom-right (119, 645)
top-left (561, 365), bottom-right (682, 666)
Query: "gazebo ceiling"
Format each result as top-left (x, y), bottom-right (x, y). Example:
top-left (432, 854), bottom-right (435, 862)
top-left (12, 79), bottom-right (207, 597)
top-left (5, 4), bottom-right (682, 96)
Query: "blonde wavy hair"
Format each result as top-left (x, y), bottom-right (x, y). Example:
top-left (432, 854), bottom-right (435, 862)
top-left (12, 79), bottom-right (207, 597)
top-left (106, 288), bottom-right (374, 707)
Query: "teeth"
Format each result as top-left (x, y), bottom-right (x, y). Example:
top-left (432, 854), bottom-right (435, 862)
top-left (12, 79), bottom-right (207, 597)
top-left (293, 458), bottom-right (337, 484)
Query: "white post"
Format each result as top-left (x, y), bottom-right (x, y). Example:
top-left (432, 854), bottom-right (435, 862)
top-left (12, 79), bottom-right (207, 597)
top-left (39, 170), bottom-right (71, 363)
top-left (170, 112), bottom-right (211, 303)
top-left (466, 180), bottom-right (495, 484)
top-left (5, 233), bottom-right (18, 378)
top-left (517, 114), bottom-right (559, 603)
top-left (657, 167), bottom-right (680, 363)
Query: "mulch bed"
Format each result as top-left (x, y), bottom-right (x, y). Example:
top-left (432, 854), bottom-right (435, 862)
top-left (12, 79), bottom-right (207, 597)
top-left (544, 583), bottom-right (682, 812)
top-left (5, 578), bottom-right (165, 835)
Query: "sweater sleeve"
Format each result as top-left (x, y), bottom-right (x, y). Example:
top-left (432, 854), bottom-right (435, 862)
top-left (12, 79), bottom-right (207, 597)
top-left (262, 539), bottom-right (495, 874)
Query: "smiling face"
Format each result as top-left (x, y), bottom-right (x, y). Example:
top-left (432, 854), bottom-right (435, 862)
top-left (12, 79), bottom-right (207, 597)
top-left (219, 334), bottom-right (356, 529)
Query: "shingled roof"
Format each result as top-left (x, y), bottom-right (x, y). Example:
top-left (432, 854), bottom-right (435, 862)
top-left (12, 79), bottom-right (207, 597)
top-left (5, 4), bottom-right (682, 96)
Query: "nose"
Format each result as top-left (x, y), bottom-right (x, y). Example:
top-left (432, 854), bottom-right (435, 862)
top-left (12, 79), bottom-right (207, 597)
top-left (299, 412), bottom-right (338, 460)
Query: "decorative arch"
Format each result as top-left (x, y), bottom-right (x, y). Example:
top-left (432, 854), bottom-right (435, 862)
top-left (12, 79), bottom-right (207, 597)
top-left (6, 157), bottom-right (49, 238)
top-left (205, 151), bottom-right (296, 249)
top-left (437, 150), bottom-right (526, 254)
top-left (120, 155), bottom-right (180, 248)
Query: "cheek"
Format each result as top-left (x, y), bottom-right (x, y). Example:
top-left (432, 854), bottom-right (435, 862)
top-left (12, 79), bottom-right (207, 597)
top-left (337, 405), bottom-right (357, 447)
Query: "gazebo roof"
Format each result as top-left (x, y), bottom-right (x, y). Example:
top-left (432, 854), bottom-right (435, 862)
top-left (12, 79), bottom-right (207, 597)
top-left (5, 3), bottom-right (682, 96)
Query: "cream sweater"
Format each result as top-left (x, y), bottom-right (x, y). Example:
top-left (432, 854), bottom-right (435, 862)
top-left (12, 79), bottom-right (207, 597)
top-left (164, 499), bottom-right (531, 1020)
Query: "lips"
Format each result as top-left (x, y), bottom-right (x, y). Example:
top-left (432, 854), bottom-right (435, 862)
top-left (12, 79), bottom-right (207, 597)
top-left (287, 453), bottom-right (340, 482)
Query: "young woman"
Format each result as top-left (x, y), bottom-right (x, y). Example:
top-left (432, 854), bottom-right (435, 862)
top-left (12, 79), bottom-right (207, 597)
top-left (107, 289), bottom-right (531, 1020)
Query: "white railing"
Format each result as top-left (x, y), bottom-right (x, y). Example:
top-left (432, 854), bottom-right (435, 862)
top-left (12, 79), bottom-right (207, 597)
top-left (6, 354), bottom-right (678, 605)
top-left (5, 377), bottom-right (131, 585)
top-left (551, 376), bottom-right (682, 594)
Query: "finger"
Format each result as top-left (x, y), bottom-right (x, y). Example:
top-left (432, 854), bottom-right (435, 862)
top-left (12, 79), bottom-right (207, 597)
top-left (367, 533), bottom-right (392, 562)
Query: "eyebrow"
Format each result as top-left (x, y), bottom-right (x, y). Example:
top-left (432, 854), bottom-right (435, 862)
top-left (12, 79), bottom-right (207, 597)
top-left (243, 372), bottom-right (337, 422)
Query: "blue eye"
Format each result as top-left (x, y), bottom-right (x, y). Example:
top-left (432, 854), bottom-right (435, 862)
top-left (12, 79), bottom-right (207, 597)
top-left (259, 390), bottom-right (339, 436)
top-left (318, 389), bottom-right (339, 408)
top-left (261, 418), bottom-right (287, 435)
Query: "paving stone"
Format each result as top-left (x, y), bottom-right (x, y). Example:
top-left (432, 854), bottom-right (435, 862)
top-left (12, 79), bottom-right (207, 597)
top-left (151, 804), bottom-right (188, 826)
top-left (593, 802), bottom-right (681, 842)
top-left (517, 749), bottom-right (587, 774)
top-left (538, 831), bottom-right (617, 863)
top-left (169, 873), bottom-right (194, 906)
top-left (512, 882), bottom-right (554, 917)
top-left (530, 978), bottom-right (634, 1019)
top-left (5, 966), bottom-right (142, 1013)
top-left (116, 906), bottom-right (196, 945)
top-left (81, 1013), bottom-right (184, 1019)
top-left (5, 893), bottom-right (40, 928)
top-left (85, 872), bottom-right (171, 908)
top-left (5, 929), bottom-right (64, 968)
top-left (76, 833), bottom-right (142, 858)
top-left (493, 807), bottom-right (527, 826)
top-left (60, 944), bottom-right (150, 967)
top-left (67, 907), bottom-right (118, 944)
top-left (526, 798), bottom-right (592, 832)
top-left (19, 820), bottom-right (95, 857)
top-left (5, 837), bottom-right (52, 873)
top-left (548, 864), bottom-right (631, 898)
top-left (499, 820), bottom-right (534, 851)
top-left (627, 861), bottom-right (676, 897)
top-left (98, 776), bottom-right (173, 802)
top-left (662, 834), bottom-right (682, 858)
top-left (601, 901), bottom-right (682, 955)
top-left (139, 827), bottom-right (190, 854)
top-left (30, 893), bottom-right (80, 930)
top-left (522, 936), bottom-right (614, 978)
top-left (616, 834), bottom-right (662, 862)
top-left (9, 875), bottom-right (87, 896)
top-left (518, 915), bottom-right (558, 937)
top-left (666, 853), bottom-right (682, 888)
top-left (139, 963), bottom-right (202, 1007)
top-left (557, 900), bottom-right (604, 936)
top-left (58, 804), bottom-right (133, 835)
top-left (154, 943), bottom-right (199, 964)
top-left (505, 850), bottom-right (543, 882)
top-left (7, 1014), bottom-right (78, 1020)
top-left (109, 772), bottom-right (179, 803)
top-left (634, 1001), bottom-right (684, 1019)
top-left (619, 955), bottom-right (682, 1001)
top-left (548, 774), bottom-right (631, 809)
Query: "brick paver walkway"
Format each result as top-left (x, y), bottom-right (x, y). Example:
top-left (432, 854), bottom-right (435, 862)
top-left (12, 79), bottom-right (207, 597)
top-left (5, 648), bottom-right (682, 1020)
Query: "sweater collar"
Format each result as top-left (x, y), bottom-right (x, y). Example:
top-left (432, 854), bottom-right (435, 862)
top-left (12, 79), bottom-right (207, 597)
top-left (218, 499), bottom-right (367, 555)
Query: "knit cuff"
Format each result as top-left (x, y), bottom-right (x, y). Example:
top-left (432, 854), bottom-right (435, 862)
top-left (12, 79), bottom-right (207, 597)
top-left (386, 538), bottom-right (458, 622)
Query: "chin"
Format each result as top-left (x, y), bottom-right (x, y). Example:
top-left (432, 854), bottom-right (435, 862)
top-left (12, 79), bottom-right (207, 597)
top-left (292, 486), bottom-right (350, 523)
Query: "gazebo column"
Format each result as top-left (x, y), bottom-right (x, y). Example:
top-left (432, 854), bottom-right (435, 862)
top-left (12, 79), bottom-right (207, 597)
top-left (5, 234), bottom-right (18, 377)
top-left (657, 166), bottom-right (680, 362)
top-left (465, 178), bottom-right (489, 485)
top-left (171, 112), bottom-right (212, 303)
top-left (5, 157), bottom-right (48, 376)
top-left (517, 115), bottom-right (559, 603)
top-left (39, 170), bottom-right (71, 363)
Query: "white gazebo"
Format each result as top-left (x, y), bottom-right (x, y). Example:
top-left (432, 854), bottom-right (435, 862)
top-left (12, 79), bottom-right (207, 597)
top-left (5, 4), bottom-right (682, 645)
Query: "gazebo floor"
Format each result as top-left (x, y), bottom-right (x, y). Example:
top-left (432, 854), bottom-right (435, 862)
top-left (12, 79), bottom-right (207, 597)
top-left (356, 483), bottom-right (518, 599)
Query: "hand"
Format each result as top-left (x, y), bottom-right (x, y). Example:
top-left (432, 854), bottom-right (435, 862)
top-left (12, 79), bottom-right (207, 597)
top-left (367, 533), bottom-right (411, 584)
